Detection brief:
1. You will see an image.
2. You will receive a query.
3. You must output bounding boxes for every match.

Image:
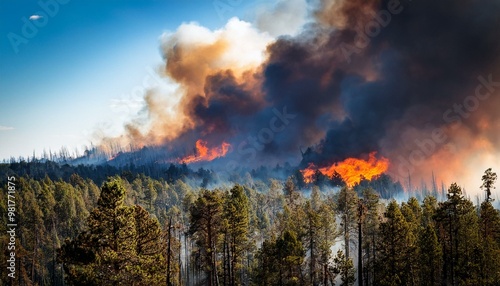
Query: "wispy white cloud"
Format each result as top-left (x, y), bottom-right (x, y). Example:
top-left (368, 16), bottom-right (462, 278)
top-left (0, 125), bottom-right (14, 131)
top-left (29, 14), bottom-right (43, 21)
top-left (109, 98), bottom-right (144, 110)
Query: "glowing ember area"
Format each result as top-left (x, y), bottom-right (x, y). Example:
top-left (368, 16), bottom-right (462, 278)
top-left (301, 152), bottom-right (390, 186)
top-left (179, 140), bottom-right (231, 164)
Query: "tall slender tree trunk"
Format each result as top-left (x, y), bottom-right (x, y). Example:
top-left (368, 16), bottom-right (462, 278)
top-left (345, 213), bottom-right (349, 258)
top-left (372, 232), bottom-right (376, 284)
top-left (323, 263), bottom-right (328, 286)
top-left (213, 242), bottom-right (220, 286)
top-left (185, 235), bottom-right (190, 286)
top-left (32, 229), bottom-right (38, 283)
top-left (222, 234), bottom-right (227, 286)
top-left (358, 220), bottom-right (363, 286)
top-left (365, 243), bottom-right (370, 286)
top-left (309, 221), bottom-right (316, 286)
top-left (178, 225), bottom-right (182, 286)
top-left (449, 214), bottom-right (455, 286)
top-left (167, 217), bottom-right (172, 286)
top-left (208, 220), bottom-right (213, 286)
top-left (231, 236), bottom-right (236, 286)
top-left (358, 200), bottom-right (365, 286)
top-left (441, 227), bottom-right (448, 285)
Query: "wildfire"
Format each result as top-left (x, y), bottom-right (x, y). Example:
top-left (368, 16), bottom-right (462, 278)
top-left (179, 139), bottom-right (231, 164)
top-left (301, 152), bottom-right (389, 186)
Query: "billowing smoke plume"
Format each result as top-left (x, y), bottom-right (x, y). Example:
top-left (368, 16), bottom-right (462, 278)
top-left (110, 0), bottom-right (500, 192)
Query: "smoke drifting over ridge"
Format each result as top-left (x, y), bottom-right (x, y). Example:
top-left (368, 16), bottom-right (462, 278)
top-left (109, 0), bottom-right (500, 191)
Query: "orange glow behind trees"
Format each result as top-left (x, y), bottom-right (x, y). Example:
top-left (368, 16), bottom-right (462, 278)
top-left (301, 152), bottom-right (389, 186)
top-left (179, 139), bottom-right (231, 164)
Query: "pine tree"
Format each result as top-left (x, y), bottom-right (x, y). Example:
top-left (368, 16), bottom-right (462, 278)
top-left (418, 196), bottom-right (442, 285)
top-left (481, 168), bottom-right (497, 202)
top-left (284, 176), bottom-right (301, 206)
top-left (276, 230), bottom-right (305, 285)
top-left (253, 230), bottom-right (305, 285)
top-left (253, 237), bottom-right (280, 285)
top-left (435, 183), bottom-right (481, 285)
top-left (478, 201), bottom-right (500, 284)
top-left (400, 197), bottom-right (421, 285)
top-left (223, 185), bottom-right (250, 286)
top-left (133, 205), bottom-right (168, 285)
top-left (304, 200), bottom-right (320, 286)
top-left (332, 250), bottom-right (355, 286)
top-left (58, 178), bottom-right (167, 285)
top-left (54, 181), bottom-right (88, 239)
top-left (188, 189), bottom-right (224, 286)
top-left (357, 198), bottom-right (366, 286)
top-left (20, 178), bottom-right (49, 285)
top-left (421, 195), bottom-right (438, 227)
top-left (162, 206), bottom-right (183, 286)
top-left (418, 225), bottom-right (442, 285)
top-left (360, 188), bottom-right (381, 285)
top-left (375, 200), bottom-right (410, 286)
top-left (317, 201), bottom-right (337, 286)
top-left (335, 187), bottom-right (358, 259)
top-left (276, 185), bottom-right (306, 243)
top-left (479, 167), bottom-right (500, 285)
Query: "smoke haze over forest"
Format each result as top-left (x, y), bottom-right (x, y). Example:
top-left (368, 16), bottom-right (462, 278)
top-left (96, 0), bottom-right (500, 195)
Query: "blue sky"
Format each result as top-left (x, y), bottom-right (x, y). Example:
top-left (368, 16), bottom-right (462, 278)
top-left (0, 0), bottom-right (271, 160)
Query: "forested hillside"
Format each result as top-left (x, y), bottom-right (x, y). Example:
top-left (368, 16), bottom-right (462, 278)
top-left (1, 162), bottom-right (499, 285)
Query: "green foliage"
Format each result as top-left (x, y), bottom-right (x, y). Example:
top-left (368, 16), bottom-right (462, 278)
top-left (332, 250), bottom-right (355, 286)
top-left (418, 225), bottom-right (442, 285)
top-left (481, 168), bottom-right (497, 202)
top-left (189, 188), bottom-right (224, 286)
top-left (97, 178), bottom-right (126, 209)
top-left (375, 200), bottom-right (411, 286)
top-left (360, 188), bottom-right (381, 285)
top-left (225, 185), bottom-right (250, 284)
top-left (254, 230), bottom-right (305, 285)
top-left (253, 237), bottom-right (280, 285)
top-left (58, 178), bottom-right (167, 285)
top-left (435, 183), bottom-right (481, 285)
top-left (1, 164), bottom-right (499, 286)
top-left (304, 189), bottom-right (337, 286)
top-left (479, 201), bottom-right (500, 284)
top-left (336, 187), bottom-right (358, 258)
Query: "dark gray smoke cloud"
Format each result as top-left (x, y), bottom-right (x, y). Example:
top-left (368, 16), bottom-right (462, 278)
top-left (258, 0), bottom-right (500, 171)
top-left (114, 0), bottom-right (500, 187)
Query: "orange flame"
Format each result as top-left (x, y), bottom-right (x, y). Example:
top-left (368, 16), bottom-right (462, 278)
top-left (301, 152), bottom-right (389, 187)
top-left (179, 139), bottom-right (231, 164)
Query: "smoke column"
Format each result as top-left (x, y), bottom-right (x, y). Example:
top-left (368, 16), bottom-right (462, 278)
top-left (109, 0), bottom-right (500, 193)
